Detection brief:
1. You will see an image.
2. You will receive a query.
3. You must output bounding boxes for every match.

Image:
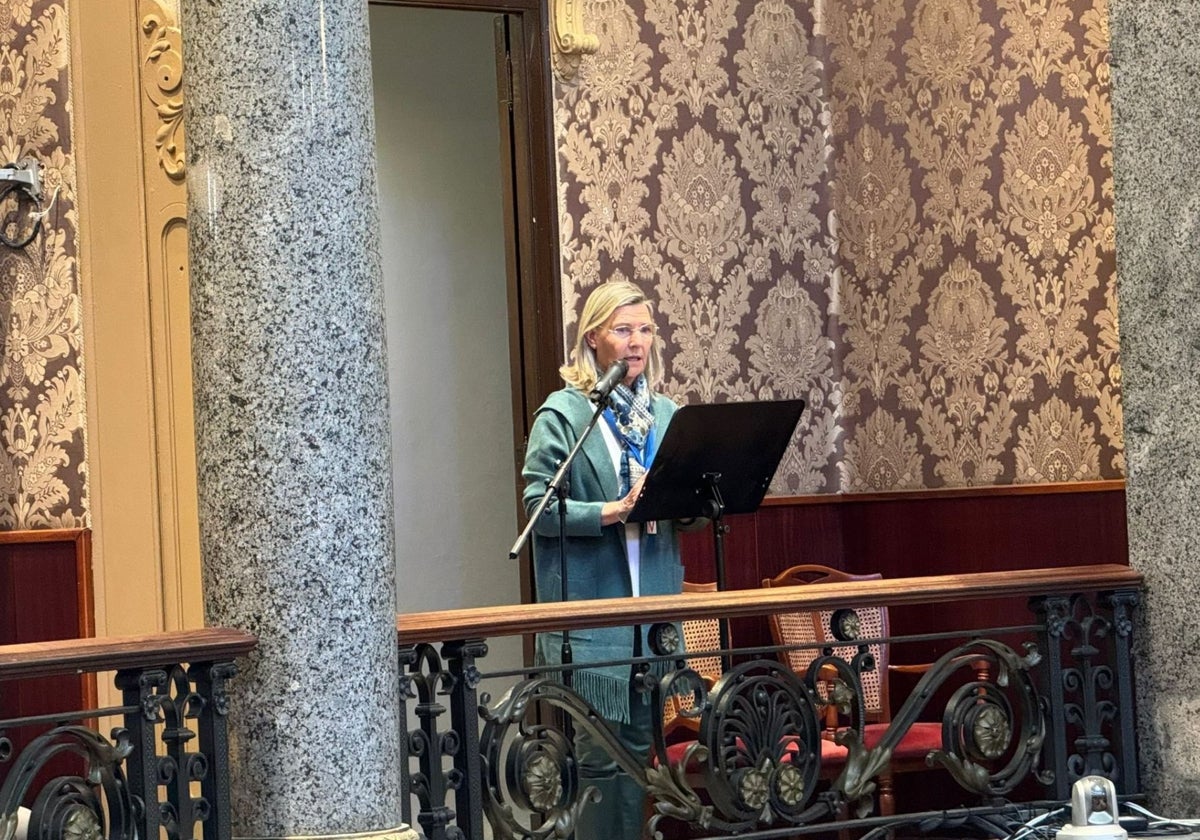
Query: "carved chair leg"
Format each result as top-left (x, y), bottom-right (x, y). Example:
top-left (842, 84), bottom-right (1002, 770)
top-left (878, 771), bottom-right (895, 817)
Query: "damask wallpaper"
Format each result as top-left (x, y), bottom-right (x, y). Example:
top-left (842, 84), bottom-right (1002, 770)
top-left (555, 0), bottom-right (1122, 494)
top-left (0, 0), bottom-right (85, 527)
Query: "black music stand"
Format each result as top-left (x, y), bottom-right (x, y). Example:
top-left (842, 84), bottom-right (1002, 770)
top-left (627, 399), bottom-right (805, 656)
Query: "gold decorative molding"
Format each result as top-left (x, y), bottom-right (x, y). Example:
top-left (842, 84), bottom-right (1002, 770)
top-left (141, 0), bottom-right (201, 630)
top-left (140, 0), bottom-right (185, 181)
top-left (550, 0), bottom-right (598, 82)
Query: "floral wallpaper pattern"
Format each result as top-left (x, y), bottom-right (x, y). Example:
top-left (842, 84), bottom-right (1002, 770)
top-left (555, 0), bottom-right (1122, 494)
top-left (0, 0), bottom-right (85, 527)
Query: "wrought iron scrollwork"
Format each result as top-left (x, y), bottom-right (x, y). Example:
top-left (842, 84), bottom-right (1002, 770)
top-left (1060, 598), bottom-right (1117, 779)
top-left (1032, 590), bottom-right (1140, 795)
top-left (1, 652), bottom-right (240, 840)
top-left (924, 641), bottom-right (1047, 796)
top-left (0, 726), bottom-right (137, 840)
top-left (389, 592), bottom-right (1142, 840)
top-left (479, 676), bottom-right (621, 840)
top-left (691, 658), bottom-right (833, 832)
top-left (109, 661), bottom-right (238, 840)
top-left (465, 634), bottom-right (1048, 838)
top-left (400, 643), bottom-right (469, 840)
top-left (475, 658), bottom-right (834, 839)
top-left (156, 666), bottom-right (211, 839)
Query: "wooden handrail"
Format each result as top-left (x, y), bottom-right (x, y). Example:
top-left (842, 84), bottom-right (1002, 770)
top-left (0, 628), bottom-right (258, 681)
top-left (396, 563), bottom-right (1141, 645)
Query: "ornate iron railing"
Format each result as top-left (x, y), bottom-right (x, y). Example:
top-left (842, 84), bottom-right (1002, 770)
top-left (0, 629), bottom-right (256, 840)
top-left (396, 564), bottom-right (1142, 840)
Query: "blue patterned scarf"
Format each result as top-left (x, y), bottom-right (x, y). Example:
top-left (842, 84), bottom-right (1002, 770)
top-left (603, 374), bottom-right (657, 495)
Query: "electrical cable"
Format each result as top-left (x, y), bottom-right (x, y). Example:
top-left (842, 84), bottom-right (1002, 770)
top-left (1003, 806), bottom-right (1068, 840)
top-left (29, 182), bottom-right (59, 223)
top-left (1121, 802), bottom-right (1200, 837)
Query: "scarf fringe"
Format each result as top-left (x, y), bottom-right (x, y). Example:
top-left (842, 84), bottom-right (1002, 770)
top-left (549, 656), bottom-right (681, 727)
top-left (573, 668), bottom-right (633, 724)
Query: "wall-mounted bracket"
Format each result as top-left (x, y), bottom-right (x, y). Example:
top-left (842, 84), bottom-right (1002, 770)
top-left (0, 158), bottom-right (41, 201)
top-left (0, 158), bottom-right (44, 248)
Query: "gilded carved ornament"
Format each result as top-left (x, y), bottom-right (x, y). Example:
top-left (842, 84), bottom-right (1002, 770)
top-left (140, 1), bottom-right (186, 182)
top-left (551, 0), bottom-right (599, 81)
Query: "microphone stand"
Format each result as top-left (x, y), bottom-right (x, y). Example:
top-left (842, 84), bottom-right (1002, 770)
top-left (509, 392), bottom-right (614, 688)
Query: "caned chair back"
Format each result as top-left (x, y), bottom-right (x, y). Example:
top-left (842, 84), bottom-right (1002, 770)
top-left (664, 580), bottom-right (722, 728)
top-left (680, 579), bottom-right (722, 680)
top-left (762, 565), bottom-right (890, 720)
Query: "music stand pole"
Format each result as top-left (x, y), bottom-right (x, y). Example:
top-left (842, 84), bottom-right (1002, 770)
top-left (702, 472), bottom-right (732, 666)
top-left (703, 472), bottom-right (728, 592)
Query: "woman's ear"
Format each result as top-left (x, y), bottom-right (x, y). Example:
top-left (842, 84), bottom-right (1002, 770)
top-left (585, 331), bottom-right (596, 349)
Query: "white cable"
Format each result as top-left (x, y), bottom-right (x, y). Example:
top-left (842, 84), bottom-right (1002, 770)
top-left (1124, 803), bottom-right (1168, 822)
top-left (1007, 806), bottom-right (1068, 840)
top-left (29, 182), bottom-right (59, 220)
top-left (1123, 801), bottom-right (1200, 827)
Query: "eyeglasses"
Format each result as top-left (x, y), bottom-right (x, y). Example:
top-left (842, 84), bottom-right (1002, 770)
top-left (608, 324), bottom-right (656, 340)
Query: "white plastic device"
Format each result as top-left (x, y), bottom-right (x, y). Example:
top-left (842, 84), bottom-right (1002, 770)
top-left (1054, 776), bottom-right (1128, 840)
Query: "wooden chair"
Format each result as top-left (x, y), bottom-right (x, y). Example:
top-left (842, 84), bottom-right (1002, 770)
top-left (659, 579), bottom-right (849, 775)
top-left (761, 564), bottom-right (946, 817)
top-left (661, 580), bottom-right (723, 735)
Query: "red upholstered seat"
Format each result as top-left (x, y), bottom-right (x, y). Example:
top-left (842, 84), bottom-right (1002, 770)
top-left (661, 734), bottom-right (850, 768)
top-left (864, 721), bottom-right (943, 756)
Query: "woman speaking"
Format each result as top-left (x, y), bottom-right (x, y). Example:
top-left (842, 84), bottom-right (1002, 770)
top-left (521, 280), bottom-right (685, 840)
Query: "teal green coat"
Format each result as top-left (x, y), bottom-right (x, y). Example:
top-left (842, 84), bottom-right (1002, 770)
top-left (522, 386), bottom-right (684, 723)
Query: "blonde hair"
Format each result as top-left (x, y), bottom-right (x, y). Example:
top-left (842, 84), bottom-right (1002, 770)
top-left (560, 281), bottom-right (664, 392)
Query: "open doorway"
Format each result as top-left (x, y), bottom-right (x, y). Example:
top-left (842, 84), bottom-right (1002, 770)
top-left (369, 0), bottom-right (560, 668)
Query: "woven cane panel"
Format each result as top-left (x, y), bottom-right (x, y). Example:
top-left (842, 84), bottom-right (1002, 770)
top-left (776, 610), bottom-right (819, 677)
top-left (682, 616), bottom-right (723, 682)
top-left (819, 608), bottom-right (884, 715)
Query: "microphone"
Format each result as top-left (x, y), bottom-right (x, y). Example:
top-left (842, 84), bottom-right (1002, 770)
top-left (589, 360), bottom-right (629, 403)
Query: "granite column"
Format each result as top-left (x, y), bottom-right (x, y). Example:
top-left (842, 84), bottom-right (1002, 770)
top-left (1110, 0), bottom-right (1200, 815)
top-left (181, 2), bottom-right (412, 837)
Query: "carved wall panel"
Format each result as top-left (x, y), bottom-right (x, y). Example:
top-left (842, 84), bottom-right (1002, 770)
top-left (137, 0), bottom-right (202, 628)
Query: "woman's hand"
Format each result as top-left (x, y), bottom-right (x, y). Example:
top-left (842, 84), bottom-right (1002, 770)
top-left (601, 475), bottom-right (646, 526)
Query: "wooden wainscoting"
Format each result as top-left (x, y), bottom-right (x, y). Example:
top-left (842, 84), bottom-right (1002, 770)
top-left (679, 480), bottom-right (1128, 653)
top-left (0, 528), bottom-right (96, 720)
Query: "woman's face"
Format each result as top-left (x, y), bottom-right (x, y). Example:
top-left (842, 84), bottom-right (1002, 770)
top-left (588, 303), bottom-right (655, 387)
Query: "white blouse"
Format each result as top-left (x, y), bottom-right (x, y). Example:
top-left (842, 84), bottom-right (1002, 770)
top-left (597, 418), bottom-right (642, 597)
